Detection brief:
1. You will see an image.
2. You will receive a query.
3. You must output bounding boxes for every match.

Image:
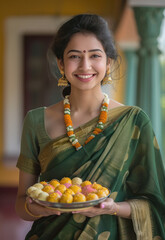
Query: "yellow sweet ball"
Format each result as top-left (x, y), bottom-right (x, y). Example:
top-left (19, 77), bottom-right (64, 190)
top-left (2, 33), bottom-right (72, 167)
top-left (86, 193), bottom-right (99, 201)
top-left (60, 193), bottom-right (73, 203)
top-left (55, 184), bottom-right (67, 194)
top-left (73, 193), bottom-right (86, 202)
top-left (64, 189), bottom-right (75, 195)
top-left (42, 185), bottom-right (54, 194)
top-left (101, 187), bottom-right (110, 196)
top-left (68, 185), bottom-right (82, 194)
top-left (96, 189), bottom-right (107, 198)
top-left (60, 177), bottom-right (72, 185)
top-left (49, 179), bottom-right (60, 188)
top-left (81, 180), bottom-right (92, 187)
top-left (47, 193), bottom-right (60, 203)
top-left (92, 182), bottom-right (103, 190)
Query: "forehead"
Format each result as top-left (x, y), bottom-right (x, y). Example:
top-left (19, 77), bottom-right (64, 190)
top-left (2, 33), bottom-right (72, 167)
top-left (64, 32), bottom-right (105, 52)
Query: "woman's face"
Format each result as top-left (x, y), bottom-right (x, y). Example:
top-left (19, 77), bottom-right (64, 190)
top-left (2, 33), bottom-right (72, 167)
top-left (58, 32), bottom-right (110, 91)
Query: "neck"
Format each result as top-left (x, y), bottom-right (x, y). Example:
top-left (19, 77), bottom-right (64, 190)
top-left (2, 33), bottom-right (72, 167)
top-left (69, 88), bottom-right (104, 114)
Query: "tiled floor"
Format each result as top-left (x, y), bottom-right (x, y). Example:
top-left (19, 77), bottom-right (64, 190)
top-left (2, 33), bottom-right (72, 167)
top-left (0, 187), bottom-right (32, 240)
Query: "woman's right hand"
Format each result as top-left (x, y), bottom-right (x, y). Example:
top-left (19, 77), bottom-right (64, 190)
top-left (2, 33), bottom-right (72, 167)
top-left (26, 197), bottom-right (62, 217)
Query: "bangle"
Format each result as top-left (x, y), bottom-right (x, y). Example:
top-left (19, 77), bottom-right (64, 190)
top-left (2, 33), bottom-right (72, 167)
top-left (113, 203), bottom-right (119, 216)
top-left (25, 202), bottom-right (42, 218)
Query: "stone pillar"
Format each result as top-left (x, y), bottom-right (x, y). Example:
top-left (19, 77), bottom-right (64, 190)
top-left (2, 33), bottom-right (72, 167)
top-left (133, 7), bottom-right (164, 151)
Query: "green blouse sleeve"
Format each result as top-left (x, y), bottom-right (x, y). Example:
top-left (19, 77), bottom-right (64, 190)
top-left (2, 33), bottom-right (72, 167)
top-left (16, 110), bottom-right (41, 175)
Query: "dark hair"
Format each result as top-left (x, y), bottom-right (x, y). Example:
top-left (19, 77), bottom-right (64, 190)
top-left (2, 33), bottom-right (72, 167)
top-left (50, 14), bottom-right (118, 96)
top-left (52, 14), bottom-right (117, 60)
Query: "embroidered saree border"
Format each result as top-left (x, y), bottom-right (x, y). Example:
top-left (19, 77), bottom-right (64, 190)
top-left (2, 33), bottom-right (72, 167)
top-left (129, 199), bottom-right (152, 240)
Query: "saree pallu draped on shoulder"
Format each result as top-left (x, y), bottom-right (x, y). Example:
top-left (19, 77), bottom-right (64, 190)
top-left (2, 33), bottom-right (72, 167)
top-left (26, 106), bottom-right (165, 240)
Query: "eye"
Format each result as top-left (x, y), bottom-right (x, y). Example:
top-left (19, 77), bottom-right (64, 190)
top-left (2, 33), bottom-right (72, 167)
top-left (69, 55), bottom-right (80, 59)
top-left (91, 54), bottom-right (101, 58)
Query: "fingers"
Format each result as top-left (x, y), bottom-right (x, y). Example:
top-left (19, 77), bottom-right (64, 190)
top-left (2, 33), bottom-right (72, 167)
top-left (26, 196), bottom-right (33, 203)
top-left (26, 197), bottom-right (62, 216)
top-left (100, 198), bottom-right (114, 209)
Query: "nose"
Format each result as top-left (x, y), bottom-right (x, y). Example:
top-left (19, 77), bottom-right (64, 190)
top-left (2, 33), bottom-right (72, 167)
top-left (78, 56), bottom-right (91, 71)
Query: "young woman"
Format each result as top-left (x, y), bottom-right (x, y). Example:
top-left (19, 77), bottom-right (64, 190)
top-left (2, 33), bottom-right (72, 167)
top-left (15, 14), bottom-right (165, 239)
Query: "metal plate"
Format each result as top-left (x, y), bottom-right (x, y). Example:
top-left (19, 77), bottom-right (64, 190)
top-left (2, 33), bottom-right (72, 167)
top-left (31, 193), bottom-right (110, 212)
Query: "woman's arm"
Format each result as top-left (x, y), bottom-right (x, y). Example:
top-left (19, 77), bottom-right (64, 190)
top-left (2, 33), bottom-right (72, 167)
top-left (15, 170), bottom-right (62, 221)
top-left (15, 170), bottom-right (39, 221)
top-left (72, 198), bottom-right (131, 218)
top-left (100, 198), bottom-right (131, 218)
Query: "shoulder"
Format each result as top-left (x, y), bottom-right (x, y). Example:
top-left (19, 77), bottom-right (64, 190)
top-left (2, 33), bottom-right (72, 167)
top-left (24, 107), bottom-right (45, 127)
top-left (127, 105), bottom-right (151, 128)
top-left (110, 103), bottom-right (151, 127)
top-left (27, 106), bottom-right (45, 116)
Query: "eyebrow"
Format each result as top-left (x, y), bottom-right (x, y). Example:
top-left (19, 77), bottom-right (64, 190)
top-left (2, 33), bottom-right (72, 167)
top-left (67, 49), bottom-right (103, 54)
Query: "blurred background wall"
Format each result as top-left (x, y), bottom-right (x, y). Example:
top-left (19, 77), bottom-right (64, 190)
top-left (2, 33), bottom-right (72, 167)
top-left (0, 0), bottom-right (164, 239)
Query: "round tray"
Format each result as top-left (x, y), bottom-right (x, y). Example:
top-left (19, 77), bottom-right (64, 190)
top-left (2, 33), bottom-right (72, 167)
top-left (32, 193), bottom-right (110, 212)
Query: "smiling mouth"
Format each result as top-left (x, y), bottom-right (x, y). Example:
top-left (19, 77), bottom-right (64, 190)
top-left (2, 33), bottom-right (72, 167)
top-left (75, 74), bottom-right (96, 81)
top-left (76, 74), bottom-right (94, 79)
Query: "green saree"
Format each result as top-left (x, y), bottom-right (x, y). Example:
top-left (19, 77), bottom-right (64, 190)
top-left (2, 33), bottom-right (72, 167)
top-left (17, 106), bottom-right (165, 240)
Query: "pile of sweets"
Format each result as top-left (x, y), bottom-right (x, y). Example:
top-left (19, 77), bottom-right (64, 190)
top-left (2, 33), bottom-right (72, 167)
top-left (27, 177), bottom-right (110, 203)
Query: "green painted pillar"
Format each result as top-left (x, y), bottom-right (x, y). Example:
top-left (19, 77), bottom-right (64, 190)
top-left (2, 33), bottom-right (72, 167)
top-left (124, 50), bottom-right (138, 106)
top-left (133, 7), bottom-right (164, 151)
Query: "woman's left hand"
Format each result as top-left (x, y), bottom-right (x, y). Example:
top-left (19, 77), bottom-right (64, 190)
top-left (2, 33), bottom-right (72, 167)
top-left (72, 198), bottom-right (117, 217)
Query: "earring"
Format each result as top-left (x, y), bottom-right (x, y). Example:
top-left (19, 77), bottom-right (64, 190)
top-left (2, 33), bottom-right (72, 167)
top-left (58, 70), bottom-right (68, 87)
top-left (102, 68), bottom-right (112, 85)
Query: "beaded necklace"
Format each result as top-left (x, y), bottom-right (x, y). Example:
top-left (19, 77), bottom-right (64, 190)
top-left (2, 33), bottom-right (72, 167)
top-left (64, 93), bottom-right (109, 150)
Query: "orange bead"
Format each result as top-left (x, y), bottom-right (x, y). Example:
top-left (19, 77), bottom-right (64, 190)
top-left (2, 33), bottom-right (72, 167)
top-left (84, 135), bottom-right (94, 144)
top-left (64, 103), bottom-right (70, 109)
top-left (67, 131), bottom-right (74, 136)
top-left (102, 103), bottom-right (108, 107)
top-left (73, 142), bottom-right (81, 149)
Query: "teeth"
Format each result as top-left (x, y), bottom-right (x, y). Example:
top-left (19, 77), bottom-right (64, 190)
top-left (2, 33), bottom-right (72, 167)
top-left (77, 75), bottom-right (93, 79)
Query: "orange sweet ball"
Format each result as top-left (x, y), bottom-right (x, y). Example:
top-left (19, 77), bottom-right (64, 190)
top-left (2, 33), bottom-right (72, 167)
top-left (47, 192), bottom-right (61, 203)
top-left (55, 184), bottom-right (67, 194)
top-left (92, 182), bottom-right (103, 190)
top-left (64, 189), bottom-right (75, 195)
top-left (49, 179), bottom-right (60, 188)
top-left (73, 193), bottom-right (86, 202)
top-left (49, 192), bottom-right (61, 198)
top-left (96, 189), bottom-right (108, 198)
top-left (86, 193), bottom-right (99, 201)
top-left (60, 193), bottom-right (73, 203)
top-left (81, 180), bottom-right (92, 187)
top-left (47, 196), bottom-right (59, 203)
top-left (69, 185), bottom-right (82, 194)
top-left (40, 181), bottom-right (47, 186)
top-left (60, 177), bottom-right (72, 185)
top-left (42, 185), bottom-right (54, 193)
